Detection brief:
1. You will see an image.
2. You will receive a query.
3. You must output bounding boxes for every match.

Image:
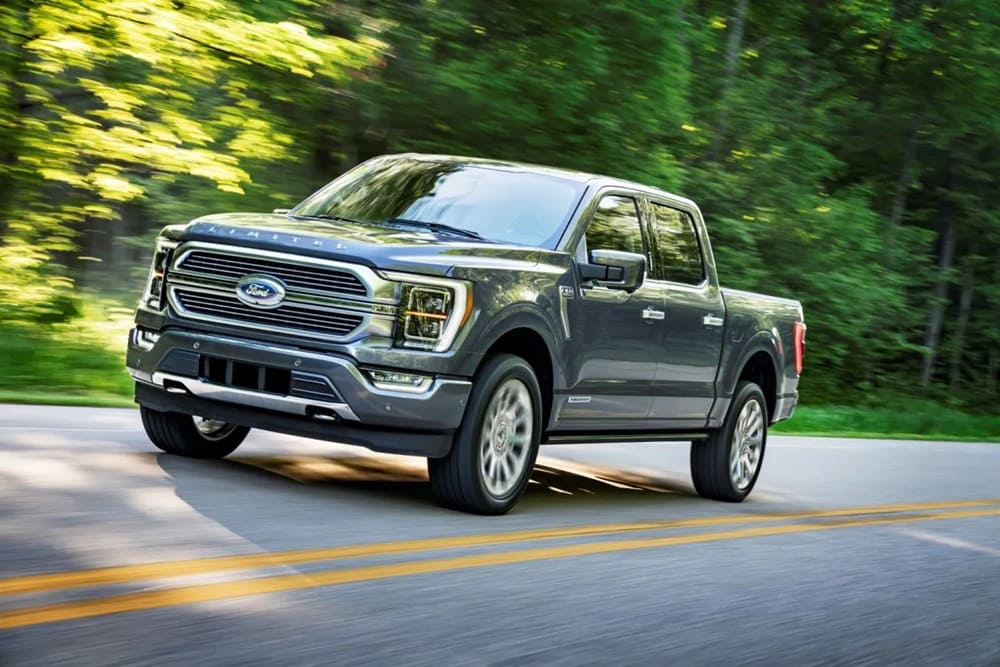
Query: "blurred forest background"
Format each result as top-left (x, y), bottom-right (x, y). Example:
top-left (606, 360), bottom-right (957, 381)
top-left (0, 0), bottom-right (997, 430)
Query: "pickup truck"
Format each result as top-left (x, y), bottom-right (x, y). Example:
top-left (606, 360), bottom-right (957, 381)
top-left (127, 153), bottom-right (806, 514)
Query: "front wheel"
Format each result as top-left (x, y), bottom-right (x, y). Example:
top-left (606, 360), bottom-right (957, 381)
top-left (140, 406), bottom-right (249, 459)
top-left (428, 354), bottom-right (542, 515)
top-left (690, 381), bottom-right (767, 502)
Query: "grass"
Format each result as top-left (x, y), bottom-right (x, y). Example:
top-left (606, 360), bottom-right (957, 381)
top-left (772, 404), bottom-right (1000, 442)
top-left (0, 301), bottom-right (135, 404)
top-left (0, 309), bottom-right (996, 441)
top-left (0, 391), bottom-right (135, 408)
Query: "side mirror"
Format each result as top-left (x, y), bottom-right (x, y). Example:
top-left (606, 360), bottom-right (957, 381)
top-left (579, 249), bottom-right (646, 291)
top-left (272, 208), bottom-right (290, 215)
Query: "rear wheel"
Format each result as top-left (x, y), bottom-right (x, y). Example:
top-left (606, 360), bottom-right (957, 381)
top-left (690, 381), bottom-right (767, 502)
top-left (428, 354), bottom-right (542, 514)
top-left (140, 406), bottom-right (249, 459)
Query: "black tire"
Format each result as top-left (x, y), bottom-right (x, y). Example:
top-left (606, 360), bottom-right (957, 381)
top-left (140, 406), bottom-right (249, 459)
top-left (690, 381), bottom-right (768, 502)
top-left (428, 354), bottom-right (542, 515)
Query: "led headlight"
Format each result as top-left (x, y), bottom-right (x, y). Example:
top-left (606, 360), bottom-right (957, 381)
top-left (404, 285), bottom-right (450, 342)
top-left (381, 272), bottom-right (473, 352)
top-left (141, 237), bottom-right (178, 310)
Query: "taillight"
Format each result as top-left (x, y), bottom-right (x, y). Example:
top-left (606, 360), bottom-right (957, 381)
top-left (793, 322), bottom-right (806, 375)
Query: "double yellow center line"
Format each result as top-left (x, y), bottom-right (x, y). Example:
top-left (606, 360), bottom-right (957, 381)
top-left (3, 498), bottom-right (999, 630)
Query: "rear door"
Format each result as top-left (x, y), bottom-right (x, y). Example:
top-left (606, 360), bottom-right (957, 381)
top-left (644, 199), bottom-right (726, 427)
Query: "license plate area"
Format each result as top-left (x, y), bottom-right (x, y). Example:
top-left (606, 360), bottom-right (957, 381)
top-left (200, 355), bottom-right (292, 395)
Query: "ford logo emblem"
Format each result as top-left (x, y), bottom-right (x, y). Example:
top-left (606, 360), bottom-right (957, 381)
top-left (235, 274), bottom-right (286, 308)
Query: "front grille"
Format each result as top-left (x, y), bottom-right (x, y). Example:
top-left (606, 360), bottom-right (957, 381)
top-left (196, 355), bottom-right (342, 403)
top-left (178, 250), bottom-right (367, 297)
top-left (175, 289), bottom-right (364, 337)
top-left (201, 355), bottom-right (292, 395)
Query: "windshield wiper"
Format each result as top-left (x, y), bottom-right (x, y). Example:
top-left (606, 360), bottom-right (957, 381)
top-left (291, 213), bottom-right (370, 225)
top-left (385, 218), bottom-right (486, 241)
top-left (291, 213), bottom-right (488, 241)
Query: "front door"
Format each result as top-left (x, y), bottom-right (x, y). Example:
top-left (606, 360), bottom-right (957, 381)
top-left (559, 194), bottom-right (663, 425)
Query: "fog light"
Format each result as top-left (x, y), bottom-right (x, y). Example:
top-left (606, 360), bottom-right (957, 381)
top-left (132, 327), bottom-right (161, 351)
top-left (365, 369), bottom-right (433, 393)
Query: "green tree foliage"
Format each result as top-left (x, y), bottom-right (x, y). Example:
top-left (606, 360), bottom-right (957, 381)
top-left (0, 0), bottom-right (379, 317)
top-left (0, 0), bottom-right (996, 411)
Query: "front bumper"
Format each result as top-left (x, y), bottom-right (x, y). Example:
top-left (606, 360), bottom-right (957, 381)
top-left (127, 327), bottom-right (472, 456)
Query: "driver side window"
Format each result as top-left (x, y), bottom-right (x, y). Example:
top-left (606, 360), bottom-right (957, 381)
top-left (580, 195), bottom-right (644, 261)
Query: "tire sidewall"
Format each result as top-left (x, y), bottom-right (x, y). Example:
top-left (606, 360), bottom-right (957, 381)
top-left (722, 381), bottom-right (768, 497)
top-left (458, 355), bottom-right (542, 510)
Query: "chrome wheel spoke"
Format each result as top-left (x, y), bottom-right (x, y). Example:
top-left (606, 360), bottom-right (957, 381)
top-left (479, 378), bottom-right (534, 498)
top-left (729, 398), bottom-right (764, 491)
top-left (194, 417), bottom-right (236, 441)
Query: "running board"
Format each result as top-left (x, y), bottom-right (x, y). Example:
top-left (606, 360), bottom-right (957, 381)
top-left (542, 431), bottom-right (709, 445)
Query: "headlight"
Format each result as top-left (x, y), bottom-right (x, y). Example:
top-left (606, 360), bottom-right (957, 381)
top-left (381, 272), bottom-right (473, 352)
top-left (141, 237), bottom-right (178, 310)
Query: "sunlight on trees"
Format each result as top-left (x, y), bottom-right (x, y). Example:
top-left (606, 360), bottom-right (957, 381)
top-left (0, 0), bottom-right (996, 410)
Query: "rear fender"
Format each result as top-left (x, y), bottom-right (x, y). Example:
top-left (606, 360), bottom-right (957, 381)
top-left (709, 331), bottom-right (780, 427)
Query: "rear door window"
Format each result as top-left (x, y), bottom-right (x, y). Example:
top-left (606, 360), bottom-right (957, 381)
top-left (649, 202), bottom-right (704, 285)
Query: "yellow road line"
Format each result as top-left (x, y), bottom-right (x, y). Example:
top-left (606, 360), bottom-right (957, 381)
top-left (2, 498), bottom-right (998, 598)
top-left (2, 506), bottom-right (1000, 630)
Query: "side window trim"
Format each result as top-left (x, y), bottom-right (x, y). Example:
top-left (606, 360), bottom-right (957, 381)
top-left (646, 198), bottom-right (708, 288)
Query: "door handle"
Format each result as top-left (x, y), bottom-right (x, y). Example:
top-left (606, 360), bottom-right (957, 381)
top-left (702, 314), bottom-right (724, 327)
top-left (642, 307), bottom-right (665, 321)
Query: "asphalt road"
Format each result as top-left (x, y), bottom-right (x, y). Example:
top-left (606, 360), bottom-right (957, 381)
top-left (1, 405), bottom-right (999, 666)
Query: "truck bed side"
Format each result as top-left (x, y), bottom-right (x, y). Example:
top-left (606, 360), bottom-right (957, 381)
top-left (710, 288), bottom-right (804, 427)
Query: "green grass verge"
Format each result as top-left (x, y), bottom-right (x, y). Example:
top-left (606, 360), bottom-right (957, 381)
top-left (0, 301), bottom-right (134, 403)
top-left (772, 405), bottom-right (999, 442)
top-left (0, 391), bottom-right (135, 408)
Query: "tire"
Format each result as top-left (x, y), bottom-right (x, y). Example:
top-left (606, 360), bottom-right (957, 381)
top-left (140, 406), bottom-right (249, 459)
top-left (428, 354), bottom-right (542, 515)
top-left (690, 380), bottom-right (768, 502)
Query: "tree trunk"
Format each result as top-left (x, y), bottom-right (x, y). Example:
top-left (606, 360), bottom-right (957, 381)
top-left (806, 0), bottom-right (826, 54)
top-left (710, 0), bottom-right (750, 161)
top-left (869, 0), bottom-right (901, 110)
top-left (0, 8), bottom-right (31, 244)
top-left (883, 111), bottom-right (925, 267)
top-left (920, 214), bottom-right (957, 387)
top-left (947, 251), bottom-right (976, 390)
top-left (989, 347), bottom-right (998, 397)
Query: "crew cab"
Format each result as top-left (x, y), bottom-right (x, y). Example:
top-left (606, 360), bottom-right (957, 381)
top-left (127, 154), bottom-right (806, 514)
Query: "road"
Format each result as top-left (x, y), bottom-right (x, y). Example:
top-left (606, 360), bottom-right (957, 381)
top-left (1, 405), bottom-right (998, 666)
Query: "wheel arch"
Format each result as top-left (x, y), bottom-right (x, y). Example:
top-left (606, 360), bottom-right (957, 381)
top-left (475, 310), bottom-right (560, 431)
top-left (734, 347), bottom-right (778, 423)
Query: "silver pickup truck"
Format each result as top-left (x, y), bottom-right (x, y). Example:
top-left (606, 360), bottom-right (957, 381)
top-left (127, 153), bottom-right (806, 514)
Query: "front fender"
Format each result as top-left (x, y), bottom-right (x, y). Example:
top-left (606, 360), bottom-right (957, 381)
top-left (460, 304), bottom-right (566, 390)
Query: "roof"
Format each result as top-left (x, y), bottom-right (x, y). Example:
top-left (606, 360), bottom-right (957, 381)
top-left (386, 152), bottom-right (699, 210)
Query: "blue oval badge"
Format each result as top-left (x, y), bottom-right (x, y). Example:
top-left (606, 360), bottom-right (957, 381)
top-left (235, 274), bottom-right (286, 308)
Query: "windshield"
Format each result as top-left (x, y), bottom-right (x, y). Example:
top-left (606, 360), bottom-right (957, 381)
top-left (291, 156), bottom-right (585, 247)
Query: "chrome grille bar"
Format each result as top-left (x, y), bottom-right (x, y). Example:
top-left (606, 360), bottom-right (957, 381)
top-left (179, 250), bottom-right (367, 296)
top-left (165, 242), bottom-right (399, 342)
top-left (175, 289), bottom-right (364, 337)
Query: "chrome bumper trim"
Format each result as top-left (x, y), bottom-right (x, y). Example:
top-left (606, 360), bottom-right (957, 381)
top-left (145, 371), bottom-right (361, 421)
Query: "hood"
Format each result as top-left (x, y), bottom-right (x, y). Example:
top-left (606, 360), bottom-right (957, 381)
top-left (163, 212), bottom-right (563, 277)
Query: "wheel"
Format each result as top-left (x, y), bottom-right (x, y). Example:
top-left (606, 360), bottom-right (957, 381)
top-left (427, 354), bottom-right (542, 514)
top-left (140, 406), bottom-right (249, 459)
top-left (690, 380), bottom-right (767, 502)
